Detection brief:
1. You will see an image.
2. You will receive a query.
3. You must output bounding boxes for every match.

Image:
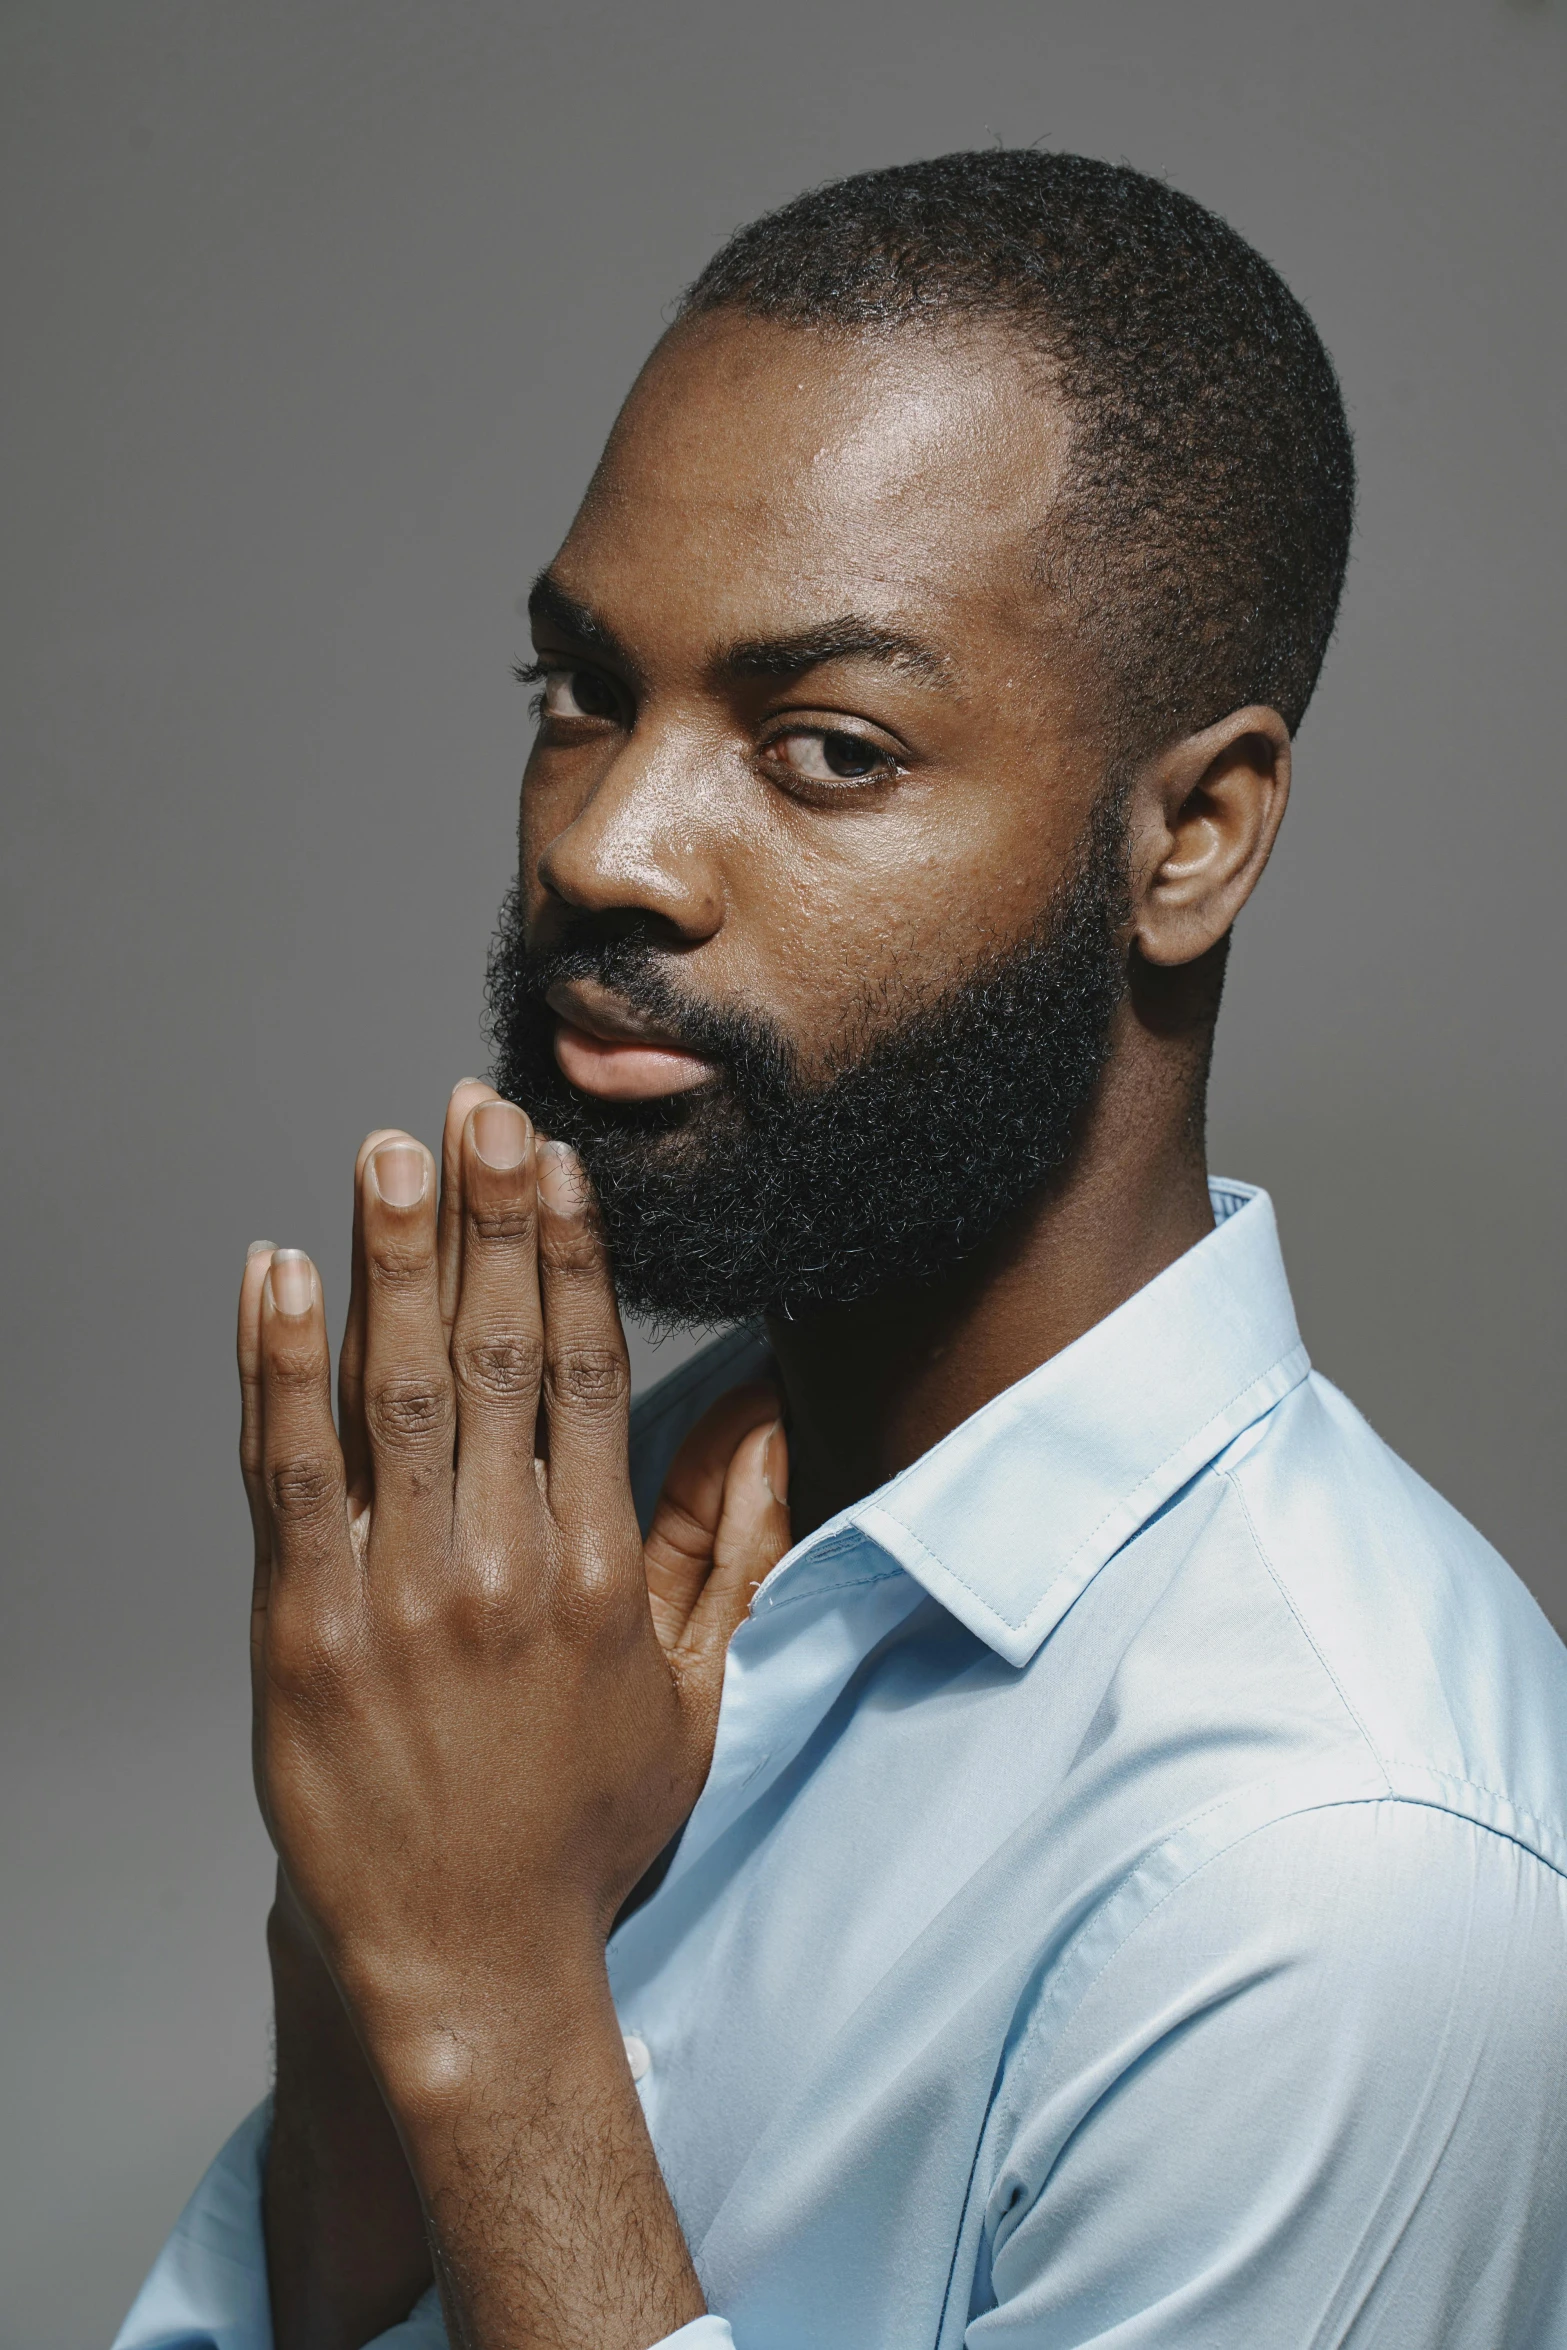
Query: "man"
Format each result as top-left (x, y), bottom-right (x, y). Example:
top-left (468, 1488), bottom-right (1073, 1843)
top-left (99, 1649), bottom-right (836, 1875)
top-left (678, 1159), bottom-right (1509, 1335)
top-left (118, 152), bottom-right (1567, 2350)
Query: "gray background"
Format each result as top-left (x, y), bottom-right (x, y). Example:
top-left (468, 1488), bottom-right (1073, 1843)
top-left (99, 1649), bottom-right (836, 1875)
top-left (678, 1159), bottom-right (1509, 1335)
top-left (3, 3), bottom-right (1562, 2342)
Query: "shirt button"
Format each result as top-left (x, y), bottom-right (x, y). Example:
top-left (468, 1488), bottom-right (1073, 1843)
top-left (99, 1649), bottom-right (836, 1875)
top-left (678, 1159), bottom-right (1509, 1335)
top-left (623, 2033), bottom-right (651, 2082)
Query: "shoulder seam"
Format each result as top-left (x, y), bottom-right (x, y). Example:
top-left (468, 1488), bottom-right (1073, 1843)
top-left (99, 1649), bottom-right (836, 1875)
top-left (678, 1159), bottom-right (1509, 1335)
top-left (1219, 1463), bottom-right (1567, 1876)
top-left (1220, 1463), bottom-right (1394, 1795)
top-left (999, 1791), bottom-right (1567, 2136)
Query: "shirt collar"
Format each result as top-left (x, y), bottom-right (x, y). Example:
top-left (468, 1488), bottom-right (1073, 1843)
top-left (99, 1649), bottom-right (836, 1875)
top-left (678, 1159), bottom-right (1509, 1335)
top-left (827, 1180), bottom-right (1309, 1667)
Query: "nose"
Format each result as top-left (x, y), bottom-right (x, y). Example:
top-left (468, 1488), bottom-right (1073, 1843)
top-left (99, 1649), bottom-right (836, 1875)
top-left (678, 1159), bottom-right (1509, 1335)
top-left (531, 729), bottom-right (726, 945)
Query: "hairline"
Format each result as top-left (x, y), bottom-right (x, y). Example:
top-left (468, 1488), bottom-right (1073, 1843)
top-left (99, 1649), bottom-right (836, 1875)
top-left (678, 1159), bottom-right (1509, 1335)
top-left (656, 300), bottom-right (1189, 769)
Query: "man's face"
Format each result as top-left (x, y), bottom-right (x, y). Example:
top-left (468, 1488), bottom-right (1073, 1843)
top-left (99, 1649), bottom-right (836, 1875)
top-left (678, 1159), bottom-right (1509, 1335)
top-left (489, 313), bottom-right (1131, 1322)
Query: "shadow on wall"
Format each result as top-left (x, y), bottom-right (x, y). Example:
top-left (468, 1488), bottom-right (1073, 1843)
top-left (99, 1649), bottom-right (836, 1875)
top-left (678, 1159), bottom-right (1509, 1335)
top-left (1209, 1086), bottom-right (1561, 1634)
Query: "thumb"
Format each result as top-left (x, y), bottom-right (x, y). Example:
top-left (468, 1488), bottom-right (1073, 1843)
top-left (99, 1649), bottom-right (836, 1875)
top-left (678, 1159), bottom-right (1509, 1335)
top-left (680, 1418), bottom-right (791, 1688)
top-left (643, 1382), bottom-right (781, 1651)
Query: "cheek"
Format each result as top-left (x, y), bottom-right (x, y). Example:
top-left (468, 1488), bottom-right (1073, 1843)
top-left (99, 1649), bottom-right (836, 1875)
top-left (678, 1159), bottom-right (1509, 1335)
top-left (727, 787), bottom-right (1071, 1052)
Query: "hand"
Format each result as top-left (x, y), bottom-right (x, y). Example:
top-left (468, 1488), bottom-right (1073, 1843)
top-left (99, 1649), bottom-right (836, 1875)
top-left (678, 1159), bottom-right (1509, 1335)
top-left (246, 1091), bottom-right (786, 2017)
top-left (239, 1085), bottom-right (791, 2349)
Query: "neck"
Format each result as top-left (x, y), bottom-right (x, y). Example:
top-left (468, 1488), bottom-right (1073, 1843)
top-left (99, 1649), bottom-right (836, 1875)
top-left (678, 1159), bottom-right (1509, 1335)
top-left (765, 1017), bottom-right (1215, 1538)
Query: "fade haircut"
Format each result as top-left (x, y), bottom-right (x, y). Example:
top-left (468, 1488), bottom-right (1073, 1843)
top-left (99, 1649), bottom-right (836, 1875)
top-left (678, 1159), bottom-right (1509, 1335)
top-left (680, 151), bottom-right (1355, 773)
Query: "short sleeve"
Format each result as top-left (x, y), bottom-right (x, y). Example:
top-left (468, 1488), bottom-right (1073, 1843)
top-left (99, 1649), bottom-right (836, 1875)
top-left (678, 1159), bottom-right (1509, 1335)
top-left (970, 1801), bottom-right (1567, 2347)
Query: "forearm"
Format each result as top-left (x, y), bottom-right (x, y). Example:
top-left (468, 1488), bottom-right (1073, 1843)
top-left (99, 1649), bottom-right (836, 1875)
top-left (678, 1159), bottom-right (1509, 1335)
top-left (242, 1107), bottom-right (779, 2350)
top-left (265, 1891), bottom-right (433, 2350)
top-left (377, 1943), bottom-right (704, 2350)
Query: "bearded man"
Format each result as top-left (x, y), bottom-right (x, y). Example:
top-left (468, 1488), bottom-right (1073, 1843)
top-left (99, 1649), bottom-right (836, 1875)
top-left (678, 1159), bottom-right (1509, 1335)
top-left (117, 153), bottom-right (1567, 2350)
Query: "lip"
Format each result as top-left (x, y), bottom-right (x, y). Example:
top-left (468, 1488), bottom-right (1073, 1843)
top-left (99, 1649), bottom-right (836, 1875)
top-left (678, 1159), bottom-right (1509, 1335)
top-left (545, 979), bottom-right (717, 1101)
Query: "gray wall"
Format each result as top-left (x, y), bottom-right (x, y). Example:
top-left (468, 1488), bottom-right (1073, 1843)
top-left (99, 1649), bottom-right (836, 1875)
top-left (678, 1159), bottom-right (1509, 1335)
top-left (2, 4), bottom-right (1562, 2342)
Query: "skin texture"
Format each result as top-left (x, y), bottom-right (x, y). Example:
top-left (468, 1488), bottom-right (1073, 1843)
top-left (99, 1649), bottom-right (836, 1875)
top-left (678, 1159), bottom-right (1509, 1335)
top-left (247, 1085), bottom-right (789, 2349)
top-left (250, 311), bottom-right (1290, 2349)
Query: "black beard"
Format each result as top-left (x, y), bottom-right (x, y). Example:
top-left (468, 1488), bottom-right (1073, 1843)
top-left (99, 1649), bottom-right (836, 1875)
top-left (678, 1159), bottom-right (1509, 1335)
top-left (484, 796), bottom-right (1130, 1327)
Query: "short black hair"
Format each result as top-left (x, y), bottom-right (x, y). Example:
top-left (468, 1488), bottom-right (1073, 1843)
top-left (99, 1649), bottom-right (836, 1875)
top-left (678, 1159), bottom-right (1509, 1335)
top-left (680, 151), bottom-right (1354, 771)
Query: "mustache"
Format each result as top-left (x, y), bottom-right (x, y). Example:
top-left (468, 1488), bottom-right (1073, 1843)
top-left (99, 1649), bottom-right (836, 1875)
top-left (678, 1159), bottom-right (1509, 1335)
top-left (481, 823), bottom-right (1131, 1323)
top-left (501, 918), bottom-right (795, 1093)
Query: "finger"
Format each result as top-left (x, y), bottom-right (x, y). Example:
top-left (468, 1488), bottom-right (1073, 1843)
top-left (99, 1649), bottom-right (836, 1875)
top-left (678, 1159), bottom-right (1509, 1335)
top-left (338, 1127), bottom-right (403, 1511)
top-left (450, 1098), bottom-right (545, 1521)
top-left (258, 1250), bottom-right (356, 1608)
top-left (239, 1239), bottom-right (278, 1596)
top-left (678, 1419), bottom-right (791, 1694)
top-left (534, 1142), bottom-right (633, 1528)
top-left (359, 1133), bottom-right (456, 1559)
top-left (642, 1382), bottom-right (782, 1652)
top-left (438, 1078), bottom-right (501, 1339)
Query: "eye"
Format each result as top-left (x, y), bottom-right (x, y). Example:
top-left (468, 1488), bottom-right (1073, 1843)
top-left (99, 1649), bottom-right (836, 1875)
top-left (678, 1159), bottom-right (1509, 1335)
top-left (538, 665), bottom-right (622, 722)
top-left (517, 658), bottom-right (624, 725)
top-left (763, 727), bottom-right (899, 787)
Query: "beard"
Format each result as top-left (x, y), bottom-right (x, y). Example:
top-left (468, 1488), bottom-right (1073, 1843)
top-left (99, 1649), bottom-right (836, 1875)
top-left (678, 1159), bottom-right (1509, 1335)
top-left (484, 793), bottom-right (1131, 1328)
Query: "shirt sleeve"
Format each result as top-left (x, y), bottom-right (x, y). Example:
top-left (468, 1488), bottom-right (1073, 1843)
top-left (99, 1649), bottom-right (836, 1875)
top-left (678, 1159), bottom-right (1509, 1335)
top-left (114, 1802), bottom-right (1567, 2350)
top-left (111, 2103), bottom-right (446, 2350)
top-left (968, 1798), bottom-right (1567, 2348)
top-left (110, 2099), bottom-right (734, 2350)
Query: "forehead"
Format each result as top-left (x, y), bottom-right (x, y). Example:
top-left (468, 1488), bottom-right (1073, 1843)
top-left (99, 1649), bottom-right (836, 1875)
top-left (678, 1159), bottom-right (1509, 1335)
top-left (554, 313), bottom-right (1070, 657)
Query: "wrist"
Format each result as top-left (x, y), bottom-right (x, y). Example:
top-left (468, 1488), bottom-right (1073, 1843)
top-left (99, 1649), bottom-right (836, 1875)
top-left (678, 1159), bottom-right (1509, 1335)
top-left (347, 1921), bottom-right (614, 2106)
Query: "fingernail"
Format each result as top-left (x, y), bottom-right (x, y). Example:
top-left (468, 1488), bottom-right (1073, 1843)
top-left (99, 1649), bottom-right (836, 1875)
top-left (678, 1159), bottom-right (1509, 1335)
top-left (763, 1420), bottom-right (788, 1508)
top-left (536, 1139), bottom-right (586, 1213)
top-left (450, 1076), bottom-right (486, 1095)
top-left (246, 1238), bottom-right (276, 1261)
top-left (471, 1099), bottom-right (531, 1171)
top-left (270, 1249), bottom-right (314, 1317)
top-left (370, 1141), bottom-right (428, 1208)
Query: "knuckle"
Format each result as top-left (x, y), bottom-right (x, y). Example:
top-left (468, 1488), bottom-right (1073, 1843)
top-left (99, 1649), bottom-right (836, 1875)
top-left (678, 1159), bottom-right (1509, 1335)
top-left (545, 1347), bottom-right (629, 1418)
top-left (543, 1222), bottom-right (603, 1276)
top-left (559, 1547), bottom-right (636, 1644)
top-left (266, 1450), bottom-right (340, 1521)
top-left (367, 1237), bottom-right (433, 1291)
top-left (453, 1332), bottom-right (543, 1404)
top-left (469, 1201), bottom-right (537, 1246)
top-left (267, 1604), bottom-right (356, 1706)
top-left (366, 1375), bottom-right (452, 1450)
top-left (267, 1339), bottom-right (326, 1395)
top-left (379, 1578), bottom-right (441, 1651)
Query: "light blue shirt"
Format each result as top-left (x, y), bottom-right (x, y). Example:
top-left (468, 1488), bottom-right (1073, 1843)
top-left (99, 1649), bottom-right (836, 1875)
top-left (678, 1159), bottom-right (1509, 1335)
top-left (117, 1182), bottom-right (1567, 2349)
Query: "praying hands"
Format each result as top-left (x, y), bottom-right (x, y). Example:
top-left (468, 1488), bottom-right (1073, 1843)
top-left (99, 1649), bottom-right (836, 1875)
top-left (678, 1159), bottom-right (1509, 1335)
top-left (239, 1080), bottom-right (790, 2350)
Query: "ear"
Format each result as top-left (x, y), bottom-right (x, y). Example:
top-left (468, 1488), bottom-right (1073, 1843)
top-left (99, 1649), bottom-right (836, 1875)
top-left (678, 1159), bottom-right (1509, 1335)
top-left (1128, 705), bottom-right (1291, 967)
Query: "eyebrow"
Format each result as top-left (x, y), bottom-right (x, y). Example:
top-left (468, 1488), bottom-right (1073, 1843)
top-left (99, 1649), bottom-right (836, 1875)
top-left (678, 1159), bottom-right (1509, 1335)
top-left (526, 572), bottom-right (642, 681)
top-left (527, 571), bottom-right (953, 696)
top-left (716, 619), bottom-right (953, 690)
